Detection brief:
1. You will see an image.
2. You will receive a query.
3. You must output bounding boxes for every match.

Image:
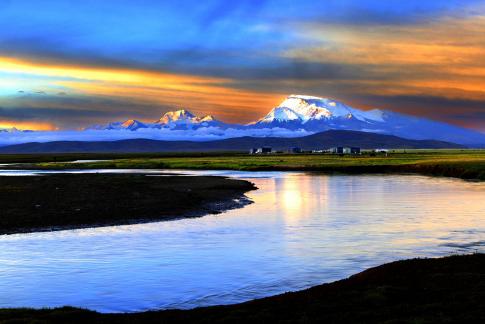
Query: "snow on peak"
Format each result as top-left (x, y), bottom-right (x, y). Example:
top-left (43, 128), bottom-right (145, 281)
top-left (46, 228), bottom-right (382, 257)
top-left (156, 109), bottom-right (220, 128)
top-left (122, 119), bottom-right (135, 127)
top-left (85, 109), bottom-right (221, 131)
top-left (200, 115), bottom-right (215, 122)
top-left (281, 95), bottom-right (353, 119)
top-left (258, 95), bottom-right (345, 123)
top-left (118, 119), bottom-right (146, 130)
top-left (158, 109), bottom-right (196, 124)
top-left (257, 95), bottom-right (388, 124)
top-left (0, 127), bottom-right (20, 133)
top-left (122, 119), bottom-right (144, 127)
top-left (257, 107), bottom-right (302, 123)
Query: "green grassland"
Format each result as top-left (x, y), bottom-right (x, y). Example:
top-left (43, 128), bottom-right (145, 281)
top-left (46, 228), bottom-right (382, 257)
top-left (3, 149), bottom-right (484, 180)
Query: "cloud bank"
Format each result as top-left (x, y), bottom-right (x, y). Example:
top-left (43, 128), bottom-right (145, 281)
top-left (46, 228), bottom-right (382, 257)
top-left (0, 127), bottom-right (312, 146)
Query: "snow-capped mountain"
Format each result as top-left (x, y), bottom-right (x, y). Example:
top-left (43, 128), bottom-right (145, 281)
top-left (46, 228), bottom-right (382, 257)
top-left (121, 119), bottom-right (147, 130)
top-left (156, 109), bottom-right (195, 124)
top-left (0, 127), bottom-right (33, 133)
top-left (0, 127), bottom-right (20, 133)
top-left (252, 95), bottom-right (485, 146)
top-left (154, 109), bottom-right (224, 129)
top-left (86, 119), bottom-right (147, 131)
top-left (81, 96), bottom-right (485, 146)
top-left (254, 95), bottom-right (380, 124)
top-left (87, 109), bottom-right (225, 131)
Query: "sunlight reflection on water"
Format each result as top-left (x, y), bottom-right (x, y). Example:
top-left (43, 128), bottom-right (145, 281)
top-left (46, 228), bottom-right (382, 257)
top-left (0, 171), bottom-right (484, 312)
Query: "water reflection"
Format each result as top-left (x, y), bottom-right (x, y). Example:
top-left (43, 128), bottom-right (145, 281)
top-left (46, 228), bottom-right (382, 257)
top-left (0, 172), bottom-right (483, 312)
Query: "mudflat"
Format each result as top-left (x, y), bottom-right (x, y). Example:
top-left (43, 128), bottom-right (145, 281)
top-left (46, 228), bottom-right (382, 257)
top-left (0, 174), bottom-right (256, 235)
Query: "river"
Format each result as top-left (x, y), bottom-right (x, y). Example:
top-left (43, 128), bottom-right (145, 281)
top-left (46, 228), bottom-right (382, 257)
top-left (0, 170), bottom-right (484, 312)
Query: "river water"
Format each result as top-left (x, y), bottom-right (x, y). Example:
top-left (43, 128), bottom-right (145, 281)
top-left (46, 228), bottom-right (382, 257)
top-left (0, 170), bottom-right (484, 312)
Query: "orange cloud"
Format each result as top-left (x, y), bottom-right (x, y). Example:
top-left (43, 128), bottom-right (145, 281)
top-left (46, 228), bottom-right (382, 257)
top-left (58, 81), bottom-right (283, 119)
top-left (0, 120), bottom-right (56, 131)
top-left (283, 15), bottom-right (485, 101)
top-left (0, 56), bottom-right (284, 123)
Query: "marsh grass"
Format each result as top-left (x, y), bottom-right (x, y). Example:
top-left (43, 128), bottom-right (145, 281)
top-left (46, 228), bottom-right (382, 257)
top-left (7, 150), bottom-right (485, 180)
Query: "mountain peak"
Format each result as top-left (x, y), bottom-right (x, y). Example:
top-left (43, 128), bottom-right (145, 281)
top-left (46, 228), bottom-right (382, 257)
top-left (121, 119), bottom-right (136, 127)
top-left (157, 109), bottom-right (196, 124)
top-left (154, 110), bottom-right (222, 129)
top-left (121, 119), bottom-right (146, 130)
top-left (200, 115), bottom-right (216, 122)
top-left (256, 95), bottom-right (346, 124)
top-left (0, 127), bottom-right (20, 133)
top-left (256, 94), bottom-right (387, 125)
top-left (281, 95), bottom-right (344, 111)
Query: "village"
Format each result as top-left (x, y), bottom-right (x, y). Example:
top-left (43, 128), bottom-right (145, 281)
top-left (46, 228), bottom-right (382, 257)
top-left (249, 146), bottom-right (390, 155)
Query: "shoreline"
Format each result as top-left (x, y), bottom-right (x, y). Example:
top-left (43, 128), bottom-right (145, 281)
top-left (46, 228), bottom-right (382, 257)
top-left (1, 254), bottom-right (484, 323)
top-left (5, 164), bottom-right (484, 182)
top-left (0, 173), bottom-right (256, 235)
top-left (0, 196), bottom-right (254, 236)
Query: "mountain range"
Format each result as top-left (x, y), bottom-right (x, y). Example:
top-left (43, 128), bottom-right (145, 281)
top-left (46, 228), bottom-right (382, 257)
top-left (84, 95), bottom-right (485, 146)
top-left (0, 130), bottom-right (463, 154)
top-left (86, 109), bottom-right (225, 131)
top-left (1, 95), bottom-right (484, 148)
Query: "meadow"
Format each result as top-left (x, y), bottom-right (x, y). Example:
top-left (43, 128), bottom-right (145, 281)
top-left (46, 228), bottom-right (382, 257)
top-left (3, 149), bottom-right (484, 181)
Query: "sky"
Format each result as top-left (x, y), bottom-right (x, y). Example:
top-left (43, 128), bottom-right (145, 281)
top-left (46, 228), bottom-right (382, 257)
top-left (0, 0), bottom-right (485, 131)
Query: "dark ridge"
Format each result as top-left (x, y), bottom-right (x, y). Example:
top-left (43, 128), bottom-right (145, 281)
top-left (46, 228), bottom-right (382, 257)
top-left (0, 130), bottom-right (464, 153)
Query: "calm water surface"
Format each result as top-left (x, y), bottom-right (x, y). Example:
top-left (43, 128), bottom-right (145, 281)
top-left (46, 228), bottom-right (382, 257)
top-left (0, 171), bottom-right (484, 312)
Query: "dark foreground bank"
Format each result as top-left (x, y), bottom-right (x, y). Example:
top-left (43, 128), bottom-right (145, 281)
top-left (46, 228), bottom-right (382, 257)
top-left (0, 174), bottom-right (256, 235)
top-left (1, 254), bottom-right (484, 323)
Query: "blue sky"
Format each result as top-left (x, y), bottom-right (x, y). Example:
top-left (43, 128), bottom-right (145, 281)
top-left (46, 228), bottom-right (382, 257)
top-left (0, 0), bottom-right (484, 130)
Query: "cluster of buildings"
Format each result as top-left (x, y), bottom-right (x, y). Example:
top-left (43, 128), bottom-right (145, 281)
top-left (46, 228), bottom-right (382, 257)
top-left (249, 146), bottom-right (364, 155)
top-left (329, 147), bottom-right (361, 154)
top-left (249, 147), bottom-right (274, 154)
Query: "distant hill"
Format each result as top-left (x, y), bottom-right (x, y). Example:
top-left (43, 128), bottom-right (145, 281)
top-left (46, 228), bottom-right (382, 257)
top-left (0, 130), bottom-right (464, 154)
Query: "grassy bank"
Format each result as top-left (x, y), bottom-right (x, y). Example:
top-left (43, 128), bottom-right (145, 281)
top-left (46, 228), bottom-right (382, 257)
top-left (6, 149), bottom-right (485, 181)
top-left (1, 254), bottom-right (484, 323)
top-left (0, 152), bottom-right (242, 164)
top-left (0, 174), bottom-right (256, 235)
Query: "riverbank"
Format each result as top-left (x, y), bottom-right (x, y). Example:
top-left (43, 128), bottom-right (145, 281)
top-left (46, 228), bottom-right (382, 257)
top-left (2, 150), bottom-right (484, 181)
top-left (0, 174), bottom-right (256, 235)
top-left (1, 254), bottom-right (484, 323)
